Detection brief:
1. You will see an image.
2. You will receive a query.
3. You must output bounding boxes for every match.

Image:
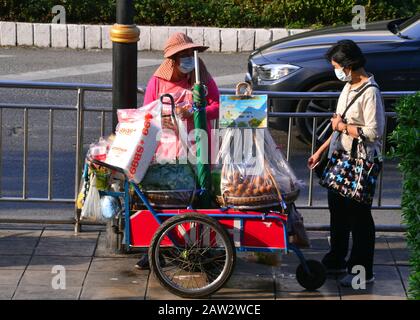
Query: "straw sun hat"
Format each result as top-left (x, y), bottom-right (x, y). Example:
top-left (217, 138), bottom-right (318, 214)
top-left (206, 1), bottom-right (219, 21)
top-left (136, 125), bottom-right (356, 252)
top-left (154, 32), bottom-right (210, 81)
top-left (163, 32), bottom-right (208, 58)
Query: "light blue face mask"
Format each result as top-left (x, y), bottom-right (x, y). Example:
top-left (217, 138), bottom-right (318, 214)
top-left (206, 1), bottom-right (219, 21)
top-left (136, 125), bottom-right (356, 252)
top-left (178, 56), bottom-right (195, 74)
top-left (334, 67), bottom-right (352, 82)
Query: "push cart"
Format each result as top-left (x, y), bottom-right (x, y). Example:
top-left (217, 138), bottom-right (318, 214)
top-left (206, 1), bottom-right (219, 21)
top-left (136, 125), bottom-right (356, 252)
top-left (85, 154), bottom-right (327, 298)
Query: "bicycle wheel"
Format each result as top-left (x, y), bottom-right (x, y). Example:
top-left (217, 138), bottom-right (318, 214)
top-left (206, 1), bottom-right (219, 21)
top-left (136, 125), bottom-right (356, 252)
top-left (149, 213), bottom-right (236, 298)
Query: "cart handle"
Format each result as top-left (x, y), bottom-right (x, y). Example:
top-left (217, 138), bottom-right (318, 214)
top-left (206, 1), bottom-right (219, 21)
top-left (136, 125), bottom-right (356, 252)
top-left (160, 93), bottom-right (176, 119)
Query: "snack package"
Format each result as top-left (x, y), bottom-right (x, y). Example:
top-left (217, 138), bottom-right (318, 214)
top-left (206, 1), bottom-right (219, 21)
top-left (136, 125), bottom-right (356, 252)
top-left (105, 100), bottom-right (162, 183)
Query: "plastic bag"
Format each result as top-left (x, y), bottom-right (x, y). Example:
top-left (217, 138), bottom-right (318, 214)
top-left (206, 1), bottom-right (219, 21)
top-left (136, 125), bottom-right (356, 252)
top-left (81, 175), bottom-right (104, 223)
top-left (216, 129), bottom-right (278, 208)
top-left (216, 128), bottom-right (300, 209)
top-left (263, 128), bottom-right (303, 203)
top-left (88, 137), bottom-right (111, 161)
top-left (100, 195), bottom-right (120, 220)
top-left (105, 100), bottom-right (162, 183)
top-left (152, 93), bottom-right (190, 165)
top-left (287, 203), bottom-right (310, 248)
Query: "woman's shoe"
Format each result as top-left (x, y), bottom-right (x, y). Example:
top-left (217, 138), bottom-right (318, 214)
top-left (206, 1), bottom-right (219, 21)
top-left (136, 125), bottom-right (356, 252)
top-left (135, 254), bottom-right (166, 270)
top-left (134, 255), bottom-right (150, 270)
top-left (339, 273), bottom-right (375, 287)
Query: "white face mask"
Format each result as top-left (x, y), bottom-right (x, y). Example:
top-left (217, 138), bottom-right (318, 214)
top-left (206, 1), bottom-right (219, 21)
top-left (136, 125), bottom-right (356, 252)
top-left (178, 56), bottom-right (195, 74)
top-left (334, 67), bottom-right (352, 82)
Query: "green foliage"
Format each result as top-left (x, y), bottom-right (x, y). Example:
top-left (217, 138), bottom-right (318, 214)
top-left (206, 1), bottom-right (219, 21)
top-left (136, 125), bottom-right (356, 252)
top-left (0, 0), bottom-right (418, 28)
top-left (388, 92), bottom-right (420, 300)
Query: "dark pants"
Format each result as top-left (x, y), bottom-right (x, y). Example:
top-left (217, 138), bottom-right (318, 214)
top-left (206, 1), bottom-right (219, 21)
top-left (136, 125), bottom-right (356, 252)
top-left (322, 190), bottom-right (375, 279)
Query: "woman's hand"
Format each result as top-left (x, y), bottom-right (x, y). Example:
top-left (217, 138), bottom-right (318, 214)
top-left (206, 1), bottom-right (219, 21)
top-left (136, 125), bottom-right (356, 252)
top-left (175, 104), bottom-right (193, 120)
top-left (307, 151), bottom-right (322, 170)
top-left (331, 113), bottom-right (343, 131)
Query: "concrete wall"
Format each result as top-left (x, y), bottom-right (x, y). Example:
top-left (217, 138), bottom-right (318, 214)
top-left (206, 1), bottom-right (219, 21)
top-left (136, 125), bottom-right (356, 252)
top-left (0, 22), bottom-right (311, 52)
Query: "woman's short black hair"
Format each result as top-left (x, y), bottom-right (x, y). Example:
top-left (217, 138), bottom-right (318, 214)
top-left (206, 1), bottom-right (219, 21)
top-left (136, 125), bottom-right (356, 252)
top-left (325, 39), bottom-right (366, 70)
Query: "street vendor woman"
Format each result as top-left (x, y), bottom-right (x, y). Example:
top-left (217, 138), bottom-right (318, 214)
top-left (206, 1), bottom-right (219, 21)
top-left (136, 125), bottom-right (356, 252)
top-left (135, 32), bottom-right (220, 270)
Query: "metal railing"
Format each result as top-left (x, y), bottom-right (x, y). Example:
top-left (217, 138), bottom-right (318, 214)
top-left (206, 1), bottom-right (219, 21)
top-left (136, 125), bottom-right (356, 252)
top-left (0, 80), bottom-right (414, 231)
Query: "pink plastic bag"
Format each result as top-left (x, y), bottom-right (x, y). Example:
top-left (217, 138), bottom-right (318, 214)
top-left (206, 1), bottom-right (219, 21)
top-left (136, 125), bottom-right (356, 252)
top-left (152, 93), bottom-right (190, 164)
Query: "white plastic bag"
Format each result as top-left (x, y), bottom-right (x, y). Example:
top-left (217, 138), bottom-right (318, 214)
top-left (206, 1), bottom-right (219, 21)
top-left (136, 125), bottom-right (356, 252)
top-left (105, 100), bottom-right (162, 183)
top-left (81, 175), bottom-right (104, 223)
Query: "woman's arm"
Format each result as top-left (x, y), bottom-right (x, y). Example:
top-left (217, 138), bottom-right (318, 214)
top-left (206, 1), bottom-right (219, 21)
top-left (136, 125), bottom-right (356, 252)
top-left (205, 77), bottom-right (220, 121)
top-left (318, 134), bottom-right (333, 154)
top-left (143, 76), bottom-right (159, 106)
top-left (359, 89), bottom-right (385, 141)
top-left (307, 134), bottom-right (333, 169)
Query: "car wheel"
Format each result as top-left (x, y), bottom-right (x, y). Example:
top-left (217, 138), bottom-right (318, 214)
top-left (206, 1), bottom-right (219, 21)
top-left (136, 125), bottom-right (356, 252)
top-left (296, 81), bottom-right (344, 144)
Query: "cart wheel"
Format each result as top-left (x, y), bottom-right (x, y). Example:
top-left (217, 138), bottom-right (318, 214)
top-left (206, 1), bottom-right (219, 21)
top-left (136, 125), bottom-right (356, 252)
top-left (296, 259), bottom-right (326, 291)
top-left (149, 213), bottom-right (236, 298)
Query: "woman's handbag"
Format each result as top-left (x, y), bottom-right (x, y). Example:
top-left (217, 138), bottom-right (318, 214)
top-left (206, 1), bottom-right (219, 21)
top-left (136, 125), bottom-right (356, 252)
top-left (314, 83), bottom-right (379, 179)
top-left (319, 138), bottom-right (382, 205)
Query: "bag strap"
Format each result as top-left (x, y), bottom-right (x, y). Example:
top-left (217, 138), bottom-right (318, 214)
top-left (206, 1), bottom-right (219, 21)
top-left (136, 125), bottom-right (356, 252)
top-left (341, 83), bottom-right (379, 119)
top-left (337, 83), bottom-right (379, 145)
top-left (317, 83), bottom-right (379, 143)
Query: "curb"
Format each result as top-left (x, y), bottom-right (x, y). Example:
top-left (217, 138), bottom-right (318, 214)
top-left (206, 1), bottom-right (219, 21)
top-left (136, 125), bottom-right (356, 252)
top-left (0, 21), bottom-right (311, 52)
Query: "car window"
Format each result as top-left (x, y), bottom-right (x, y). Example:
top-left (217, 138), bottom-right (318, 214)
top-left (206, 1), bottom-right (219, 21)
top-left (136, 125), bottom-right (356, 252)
top-left (401, 19), bottom-right (420, 39)
top-left (399, 14), bottom-right (420, 30)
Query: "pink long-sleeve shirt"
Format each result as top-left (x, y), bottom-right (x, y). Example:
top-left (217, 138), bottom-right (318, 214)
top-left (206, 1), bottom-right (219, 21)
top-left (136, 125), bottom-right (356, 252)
top-left (143, 75), bottom-right (220, 133)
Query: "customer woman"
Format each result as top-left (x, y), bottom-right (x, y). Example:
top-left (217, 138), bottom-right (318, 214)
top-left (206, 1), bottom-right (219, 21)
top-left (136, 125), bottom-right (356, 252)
top-left (135, 32), bottom-right (220, 269)
top-left (307, 40), bottom-right (385, 287)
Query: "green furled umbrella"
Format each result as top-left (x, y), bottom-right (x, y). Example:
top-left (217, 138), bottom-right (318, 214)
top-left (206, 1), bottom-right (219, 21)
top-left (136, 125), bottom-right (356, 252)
top-left (193, 50), bottom-right (212, 208)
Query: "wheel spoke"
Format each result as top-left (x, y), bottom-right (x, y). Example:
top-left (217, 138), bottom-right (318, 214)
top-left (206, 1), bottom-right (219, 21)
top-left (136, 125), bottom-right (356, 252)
top-left (307, 100), bottom-right (328, 112)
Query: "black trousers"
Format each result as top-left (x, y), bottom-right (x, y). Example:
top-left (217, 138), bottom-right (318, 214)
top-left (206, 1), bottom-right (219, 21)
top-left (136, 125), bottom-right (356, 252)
top-left (322, 190), bottom-right (375, 278)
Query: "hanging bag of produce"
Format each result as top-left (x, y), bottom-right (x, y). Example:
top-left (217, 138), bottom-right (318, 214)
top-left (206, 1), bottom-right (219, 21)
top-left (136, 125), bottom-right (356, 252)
top-left (216, 128), bottom-right (285, 210)
top-left (215, 82), bottom-right (302, 210)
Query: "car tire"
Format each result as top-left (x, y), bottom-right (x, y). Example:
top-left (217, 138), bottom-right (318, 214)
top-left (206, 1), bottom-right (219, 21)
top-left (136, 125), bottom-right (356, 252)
top-left (296, 81), bottom-right (344, 144)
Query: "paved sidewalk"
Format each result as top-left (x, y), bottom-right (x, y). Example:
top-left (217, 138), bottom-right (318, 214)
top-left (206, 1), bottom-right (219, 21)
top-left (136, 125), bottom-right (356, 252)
top-left (0, 224), bottom-right (409, 300)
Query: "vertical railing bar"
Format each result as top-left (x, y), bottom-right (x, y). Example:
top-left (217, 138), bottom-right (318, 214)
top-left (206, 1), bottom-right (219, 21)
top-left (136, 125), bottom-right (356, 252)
top-left (377, 115), bottom-right (388, 207)
top-left (100, 111), bottom-right (105, 137)
top-left (286, 116), bottom-right (293, 162)
top-left (0, 108), bottom-right (2, 196)
top-left (308, 117), bottom-right (317, 206)
top-left (74, 88), bottom-right (85, 234)
top-left (48, 109), bottom-right (54, 200)
top-left (23, 108), bottom-right (28, 199)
